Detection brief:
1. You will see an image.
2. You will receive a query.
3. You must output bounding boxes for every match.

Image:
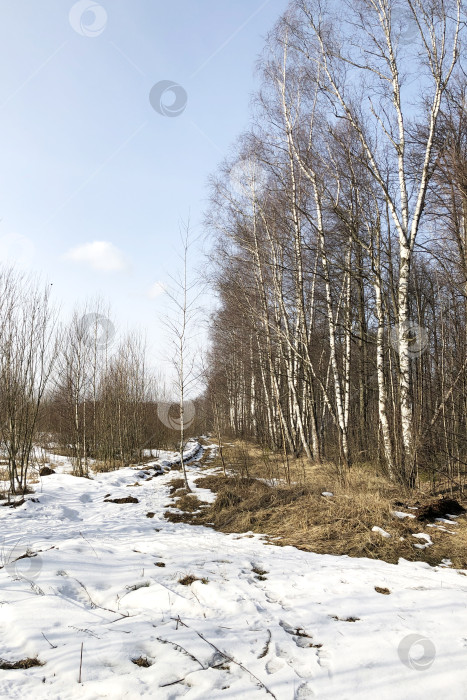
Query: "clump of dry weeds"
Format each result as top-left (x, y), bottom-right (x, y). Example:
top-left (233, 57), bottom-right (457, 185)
top-left (178, 574), bottom-right (208, 586)
top-left (0, 657), bottom-right (43, 670)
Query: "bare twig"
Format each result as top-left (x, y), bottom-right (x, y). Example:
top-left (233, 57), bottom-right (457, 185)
top-left (78, 642), bottom-right (83, 684)
top-left (41, 632), bottom-right (57, 649)
top-left (155, 636), bottom-right (205, 668)
top-left (258, 629), bottom-right (271, 659)
top-left (170, 617), bottom-right (277, 699)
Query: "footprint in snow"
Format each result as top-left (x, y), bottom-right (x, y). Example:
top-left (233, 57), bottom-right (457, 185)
top-left (266, 657), bottom-right (286, 674)
top-left (295, 682), bottom-right (315, 698)
top-left (57, 580), bottom-right (90, 606)
top-left (79, 493), bottom-right (92, 503)
top-left (282, 646), bottom-right (316, 679)
top-left (61, 506), bottom-right (82, 521)
top-left (317, 648), bottom-right (332, 675)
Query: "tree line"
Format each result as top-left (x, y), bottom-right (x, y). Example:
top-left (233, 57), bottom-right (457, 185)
top-left (205, 0), bottom-right (467, 490)
top-left (0, 269), bottom-right (202, 494)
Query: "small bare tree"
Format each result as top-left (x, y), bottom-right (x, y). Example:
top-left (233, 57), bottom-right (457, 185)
top-left (162, 222), bottom-right (202, 490)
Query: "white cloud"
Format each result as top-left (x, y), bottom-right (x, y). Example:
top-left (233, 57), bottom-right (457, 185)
top-left (147, 281), bottom-right (166, 299)
top-left (64, 241), bottom-right (127, 272)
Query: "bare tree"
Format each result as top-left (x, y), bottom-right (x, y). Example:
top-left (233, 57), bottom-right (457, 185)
top-left (162, 222), bottom-right (202, 489)
top-left (0, 269), bottom-right (57, 493)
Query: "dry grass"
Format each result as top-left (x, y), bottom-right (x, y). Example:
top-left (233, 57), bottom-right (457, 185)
top-left (92, 461), bottom-right (120, 473)
top-left (104, 496), bottom-right (139, 504)
top-left (175, 493), bottom-right (205, 512)
top-left (131, 656), bottom-right (152, 667)
top-left (178, 574), bottom-right (208, 586)
top-left (164, 477), bottom-right (209, 521)
top-left (375, 586), bottom-right (391, 595)
top-left (0, 657), bottom-right (43, 670)
top-left (165, 440), bottom-right (467, 569)
top-left (169, 478), bottom-right (186, 494)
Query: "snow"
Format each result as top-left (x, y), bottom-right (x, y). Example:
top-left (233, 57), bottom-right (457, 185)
top-left (1, 442), bottom-right (467, 699)
top-left (143, 440), bottom-right (202, 471)
top-left (321, 492), bottom-right (334, 498)
top-left (412, 533), bottom-right (433, 550)
top-left (371, 526), bottom-right (391, 538)
top-left (392, 511), bottom-right (416, 520)
top-left (435, 517), bottom-right (458, 525)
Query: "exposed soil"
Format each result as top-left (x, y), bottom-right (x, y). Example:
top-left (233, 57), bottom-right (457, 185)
top-left (416, 497), bottom-right (465, 522)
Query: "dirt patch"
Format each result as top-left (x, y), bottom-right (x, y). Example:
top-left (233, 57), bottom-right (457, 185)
top-left (104, 496), bottom-right (139, 504)
top-left (146, 512), bottom-right (155, 518)
top-left (416, 498), bottom-right (465, 522)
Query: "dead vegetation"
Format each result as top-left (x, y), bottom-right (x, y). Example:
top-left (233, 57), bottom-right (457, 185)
top-left (178, 575), bottom-right (208, 586)
top-left (375, 587), bottom-right (391, 595)
top-left (0, 657), bottom-right (43, 670)
top-left (164, 475), bottom-right (210, 522)
top-left (164, 440), bottom-right (467, 569)
top-left (39, 467), bottom-right (55, 476)
top-left (131, 656), bottom-right (152, 667)
top-left (416, 498), bottom-right (465, 522)
top-left (169, 478), bottom-right (187, 494)
top-left (104, 496), bottom-right (139, 504)
top-left (92, 461), bottom-right (120, 473)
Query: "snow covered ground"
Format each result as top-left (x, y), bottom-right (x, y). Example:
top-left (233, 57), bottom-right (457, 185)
top-left (0, 442), bottom-right (466, 699)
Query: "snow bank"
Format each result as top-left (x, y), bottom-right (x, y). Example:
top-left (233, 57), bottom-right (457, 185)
top-left (0, 442), bottom-right (466, 699)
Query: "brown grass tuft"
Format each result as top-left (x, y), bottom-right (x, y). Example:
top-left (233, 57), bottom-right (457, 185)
top-left (104, 496), bottom-right (139, 504)
top-left (169, 478), bottom-right (186, 494)
top-left (131, 656), bottom-right (152, 667)
top-left (0, 657), bottom-right (43, 670)
top-left (178, 574), bottom-right (208, 586)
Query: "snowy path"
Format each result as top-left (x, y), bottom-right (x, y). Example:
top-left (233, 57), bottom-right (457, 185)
top-left (0, 443), bottom-right (466, 699)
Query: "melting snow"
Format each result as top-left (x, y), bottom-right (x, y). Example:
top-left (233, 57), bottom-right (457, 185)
top-left (0, 442), bottom-right (466, 699)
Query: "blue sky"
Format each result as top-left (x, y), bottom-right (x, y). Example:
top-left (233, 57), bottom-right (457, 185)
top-left (0, 0), bottom-right (289, 374)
